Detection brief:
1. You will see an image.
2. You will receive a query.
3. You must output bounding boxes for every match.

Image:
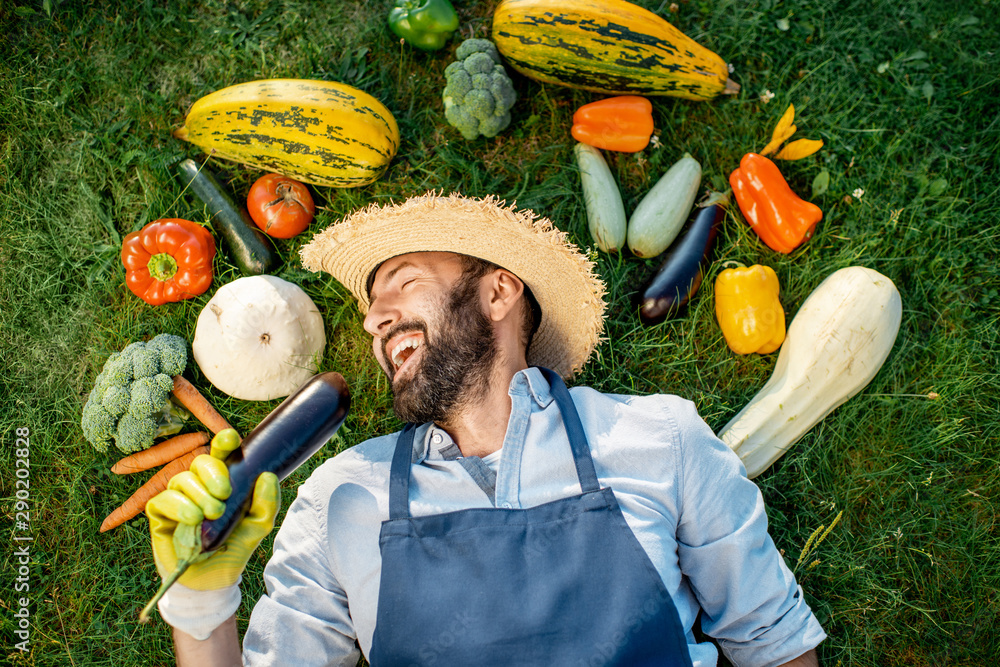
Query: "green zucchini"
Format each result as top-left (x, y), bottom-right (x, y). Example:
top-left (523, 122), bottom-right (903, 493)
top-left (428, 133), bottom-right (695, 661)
top-left (176, 159), bottom-right (280, 276)
top-left (574, 142), bottom-right (626, 253)
top-left (627, 153), bottom-right (701, 258)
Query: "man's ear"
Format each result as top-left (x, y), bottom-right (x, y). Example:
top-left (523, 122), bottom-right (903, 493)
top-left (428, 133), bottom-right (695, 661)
top-left (486, 269), bottom-right (525, 322)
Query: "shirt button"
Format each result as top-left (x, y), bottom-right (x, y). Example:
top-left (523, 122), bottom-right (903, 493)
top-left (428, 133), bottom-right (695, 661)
top-left (501, 502), bottom-right (513, 509)
top-left (431, 433), bottom-right (443, 444)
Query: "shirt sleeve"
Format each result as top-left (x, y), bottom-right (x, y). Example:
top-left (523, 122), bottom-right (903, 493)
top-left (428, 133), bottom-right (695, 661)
top-left (243, 477), bottom-right (361, 667)
top-left (670, 398), bottom-right (826, 667)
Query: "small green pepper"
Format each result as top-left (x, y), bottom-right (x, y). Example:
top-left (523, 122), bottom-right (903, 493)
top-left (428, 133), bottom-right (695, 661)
top-left (388, 0), bottom-right (460, 52)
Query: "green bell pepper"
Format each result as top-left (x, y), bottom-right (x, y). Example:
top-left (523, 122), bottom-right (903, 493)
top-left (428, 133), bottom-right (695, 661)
top-left (388, 0), bottom-right (459, 52)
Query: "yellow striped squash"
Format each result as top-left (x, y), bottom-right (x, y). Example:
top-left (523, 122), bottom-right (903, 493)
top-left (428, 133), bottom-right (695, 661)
top-left (174, 79), bottom-right (399, 188)
top-left (491, 0), bottom-right (739, 101)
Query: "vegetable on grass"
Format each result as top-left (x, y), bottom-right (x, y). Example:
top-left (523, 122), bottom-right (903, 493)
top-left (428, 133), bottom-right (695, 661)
top-left (112, 432), bottom-right (211, 474)
top-left (139, 372), bottom-right (352, 621)
top-left (759, 103), bottom-right (824, 161)
top-left (388, 0), bottom-right (459, 52)
top-left (174, 80), bottom-right (400, 188)
top-left (443, 39), bottom-right (518, 140)
top-left (492, 0), bottom-right (740, 100)
top-left (574, 142), bottom-right (627, 253)
top-left (246, 173), bottom-right (315, 240)
top-left (718, 266), bottom-right (902, 478)
top-left (121, 219), bottom-right (216, 306)
top-left (636, 204), bottom-right (724, 325)
top-left (176, 159), bottom-right (280, 276)
top-left (192, 276), bottom-right (327, 401)
top-left (99, 445), bottom-right (210, 532)
top-left (171, 376), bottom-right (234, 434)
top-left (729, 153), bottom-right (822, 254)
top-left (627, 153), bottom-right (702, 258)
top-left (714, 264), bottom-right (786, 355)
top-left (81, 334), bottom-right (191, 454)
top-left (571, 96), bottom-right (654, 153)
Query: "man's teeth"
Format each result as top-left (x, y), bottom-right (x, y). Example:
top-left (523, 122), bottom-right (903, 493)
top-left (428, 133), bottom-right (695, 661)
top-left (392, 339), bottom-right (423, 369)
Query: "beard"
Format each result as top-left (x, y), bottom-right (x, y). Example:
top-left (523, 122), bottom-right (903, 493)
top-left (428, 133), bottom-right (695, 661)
top-left (385, 273), bottom-right (498, 425)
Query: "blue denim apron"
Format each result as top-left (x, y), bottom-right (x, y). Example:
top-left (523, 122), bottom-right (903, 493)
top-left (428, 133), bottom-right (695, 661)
top-left (369, 368), bottom-right (693, 666)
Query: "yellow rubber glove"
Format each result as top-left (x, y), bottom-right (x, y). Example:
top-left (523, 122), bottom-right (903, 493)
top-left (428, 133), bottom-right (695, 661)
top-left (147, 429), bottom-right (281, 591)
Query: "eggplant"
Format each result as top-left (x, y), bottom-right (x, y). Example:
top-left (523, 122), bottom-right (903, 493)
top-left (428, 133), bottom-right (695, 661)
top-left (201, 371), bottom-right (351, 551)
top-left (140, 372), bottom-right (350, 621)
top-left (636, 204), bottom-right (724, 325)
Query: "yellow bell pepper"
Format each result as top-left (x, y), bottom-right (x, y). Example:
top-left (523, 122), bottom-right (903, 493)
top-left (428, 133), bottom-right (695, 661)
top-left (715, 265), bottom-right (786, 354)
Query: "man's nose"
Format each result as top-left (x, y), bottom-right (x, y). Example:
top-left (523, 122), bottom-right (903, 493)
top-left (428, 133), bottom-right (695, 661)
top-left (363, 297), bottom-right (398, 337)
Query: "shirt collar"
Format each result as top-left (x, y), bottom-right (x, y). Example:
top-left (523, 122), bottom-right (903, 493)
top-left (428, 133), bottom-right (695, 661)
top-left (411, 367), bottom-right (555, 463)
top-left (509, 366), bottom-right (555, 410)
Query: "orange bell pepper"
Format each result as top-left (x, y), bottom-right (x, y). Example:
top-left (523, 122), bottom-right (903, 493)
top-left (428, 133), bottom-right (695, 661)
top-left (121, 218), bottom-right (216, 306)
top-left (715, 264), bottom-right (786, 355)
top-left (571, 96), bottom-right (654, 153)
top-left (729, 153), bottom-right (822, 254)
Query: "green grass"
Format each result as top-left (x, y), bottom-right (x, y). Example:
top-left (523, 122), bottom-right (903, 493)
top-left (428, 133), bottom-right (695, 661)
top-left (2, 0), bottom-right (998, 664)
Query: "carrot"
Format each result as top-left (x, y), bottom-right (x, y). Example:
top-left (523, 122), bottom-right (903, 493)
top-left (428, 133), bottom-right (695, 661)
top-left (99, 445), bottom-right (210, 533)
top-left (111, 432), bottom-right (211, 475)
top-left (171, 375), bottom-right (234, 435)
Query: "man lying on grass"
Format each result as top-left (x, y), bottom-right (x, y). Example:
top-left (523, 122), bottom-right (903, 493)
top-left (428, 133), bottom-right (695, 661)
top-left (146, 192), bottom-right (825, 666)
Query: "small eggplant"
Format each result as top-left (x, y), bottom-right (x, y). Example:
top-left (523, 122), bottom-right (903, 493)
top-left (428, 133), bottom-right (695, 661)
top-left (140, 372), bottom-right (350, 621)
top-left (636, 204), bottom-right (725, 325)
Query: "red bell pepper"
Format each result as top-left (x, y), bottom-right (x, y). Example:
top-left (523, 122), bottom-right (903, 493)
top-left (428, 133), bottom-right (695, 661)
top-left (121, 218), bottom-right (216, 306)
top-left (729, 153), bottom-right (822, 254)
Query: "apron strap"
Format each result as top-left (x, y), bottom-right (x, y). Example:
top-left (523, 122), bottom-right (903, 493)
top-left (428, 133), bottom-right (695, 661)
top-left (537, 367), bottom-right (600, 493)
top-left (387, 368), bottom-right (600, 519)
top-left (389, 423), bottom-right (417, 520)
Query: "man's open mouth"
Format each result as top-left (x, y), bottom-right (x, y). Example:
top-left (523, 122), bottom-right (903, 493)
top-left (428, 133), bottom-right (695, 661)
top-left (388, 335), bottom-right (424, 375)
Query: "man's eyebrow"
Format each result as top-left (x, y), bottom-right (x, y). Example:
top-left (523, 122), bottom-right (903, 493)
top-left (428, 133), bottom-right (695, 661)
top-left (370, 260), bottom-right (415, 300)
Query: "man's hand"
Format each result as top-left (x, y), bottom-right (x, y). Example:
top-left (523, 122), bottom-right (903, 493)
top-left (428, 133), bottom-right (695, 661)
top-left (147, 428), bottom-right (280, 590)
top-left (145, 428), bottom-right (280, 649)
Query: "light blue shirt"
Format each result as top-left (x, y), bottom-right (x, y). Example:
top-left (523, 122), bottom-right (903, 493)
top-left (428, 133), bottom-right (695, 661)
top-left (244, 367), bottom-right (826, 666)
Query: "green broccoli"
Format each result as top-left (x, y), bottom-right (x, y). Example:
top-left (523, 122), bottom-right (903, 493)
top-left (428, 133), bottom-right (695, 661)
top-left (443, 38), bottom-right (518, 140)
top-left (81, 334), bottom-right (191, 454)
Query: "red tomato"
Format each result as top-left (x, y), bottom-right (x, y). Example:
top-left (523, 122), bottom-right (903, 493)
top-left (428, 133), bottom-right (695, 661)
top-left (247, 174), bottom-right (316, 239)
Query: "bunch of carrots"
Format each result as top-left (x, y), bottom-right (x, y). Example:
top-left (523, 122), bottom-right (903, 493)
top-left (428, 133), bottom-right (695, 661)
top-left (100, 376), bottom-right (236, 532)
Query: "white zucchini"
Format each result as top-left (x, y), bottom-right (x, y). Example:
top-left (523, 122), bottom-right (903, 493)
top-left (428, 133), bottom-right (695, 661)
top-left (574, 142), bottom-right (626, 253)
top-left (718, 266), bottom-right (903, 478)
top-left (627, 153), bottom-right (701, 258)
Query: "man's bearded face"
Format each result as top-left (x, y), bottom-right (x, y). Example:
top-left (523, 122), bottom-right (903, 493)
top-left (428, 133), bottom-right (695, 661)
top-left (384, 270), bottom-right (498, 424)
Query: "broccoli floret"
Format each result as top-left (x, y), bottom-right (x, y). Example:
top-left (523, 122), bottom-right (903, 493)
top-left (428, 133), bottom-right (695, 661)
top-left (442, 38), bottom-right (518, 140)
top-left (463, 52), bottom-right (497, 75)
top-left (443, 65), bottom-right (473, 104)
top-left (479, 112), bottom-right (512, 139)
top-left (147, 333), bottom-right (188, 377)
top-left (82, 393), bottom-right (116, 452)
top-left (490, 67), bottom-right (518, 111)
top-left (464, 89), bottom-right (496, 119)
top-left (80, 335), bottom-right (190, 454)
top-left (115, 413), bottom-right (158, 454)
top-left (456, 38), bottom-right (500, 63)
top-left (129, 342), bottom-right (160, 378)
top-left (100, 352), bottom-right (133, 388)
top-left (127, 374), bottom-right (174, 419)
top-left (101, 385), bottom-right (130, 418)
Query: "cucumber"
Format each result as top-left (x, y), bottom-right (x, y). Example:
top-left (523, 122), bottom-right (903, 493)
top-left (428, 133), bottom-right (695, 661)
top-left (176, 159), bottom-right (280, 276)
top-left (574, 142), bottom-right (626, 253)
top-left (627, 153), bottom-right (701, 258)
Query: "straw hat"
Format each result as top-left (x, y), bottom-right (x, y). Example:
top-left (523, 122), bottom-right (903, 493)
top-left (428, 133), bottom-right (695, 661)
top-left (300, 192), bottom-right (606, 378)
